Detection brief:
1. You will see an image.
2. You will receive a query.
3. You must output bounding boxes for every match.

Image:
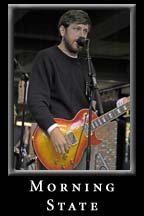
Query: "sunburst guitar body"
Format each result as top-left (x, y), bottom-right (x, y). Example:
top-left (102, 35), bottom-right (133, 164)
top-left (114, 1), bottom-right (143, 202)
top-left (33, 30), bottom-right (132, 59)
top-left (33, 100), bottom-right (130, 170)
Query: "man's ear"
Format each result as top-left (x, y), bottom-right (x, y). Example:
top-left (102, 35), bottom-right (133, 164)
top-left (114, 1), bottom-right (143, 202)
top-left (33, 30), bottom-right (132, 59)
top-left (59, 25), bottom-right (65, 37)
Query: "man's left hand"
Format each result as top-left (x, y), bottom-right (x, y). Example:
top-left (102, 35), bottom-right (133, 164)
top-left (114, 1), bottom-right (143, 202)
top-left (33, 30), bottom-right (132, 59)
top-left (116, 96), bottom-right (130, 107)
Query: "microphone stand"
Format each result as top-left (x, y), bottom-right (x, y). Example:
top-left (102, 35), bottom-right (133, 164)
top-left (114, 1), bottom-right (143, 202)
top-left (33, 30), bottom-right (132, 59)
top-left (17, 73), bottom-right (29, 169)
top-left (85, 40), bottom-right (104, 170)
top-left (14, 59), bottom-right (36, 169)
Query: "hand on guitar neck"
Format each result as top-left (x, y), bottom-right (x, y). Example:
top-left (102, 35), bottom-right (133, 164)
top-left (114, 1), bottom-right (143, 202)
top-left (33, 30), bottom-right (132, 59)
top-left (116, 96), bottom-right (130, 107)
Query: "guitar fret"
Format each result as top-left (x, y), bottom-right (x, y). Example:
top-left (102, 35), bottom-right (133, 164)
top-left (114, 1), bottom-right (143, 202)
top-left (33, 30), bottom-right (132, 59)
top-left (115, 108), bottom-right (121, 116)
top-left (108, 112), bottom-right (113, 119)
top-left (106, 110), bottom-right (117, 121)
top-left (97, 118), bottom-right (103, 125)
top-left (101, 116), bottom-right (107, 123)
top-left (91, 121), bottom-right (96, 130)
top-left (93, 120), bottom-right (99, 128)
top-left (116, 108), bottom-right (121, 114)
top-left (101, 114), bottom-right (110, 122)
top-left (113, 103), bottom-right (129, 117)
top-left (123, 105), bottom-right (128, 111)
top-left (111, 110), bottom-right (117, 118)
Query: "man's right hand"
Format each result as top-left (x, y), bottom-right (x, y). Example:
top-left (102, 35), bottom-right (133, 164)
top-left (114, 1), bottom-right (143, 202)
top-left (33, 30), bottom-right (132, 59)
top-left (49, 127), bottom-right (70, 154)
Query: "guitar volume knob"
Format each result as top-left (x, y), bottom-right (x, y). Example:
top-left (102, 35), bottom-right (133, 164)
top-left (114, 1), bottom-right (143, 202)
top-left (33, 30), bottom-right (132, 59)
top-left (54, 159), bottom-right (58, 165)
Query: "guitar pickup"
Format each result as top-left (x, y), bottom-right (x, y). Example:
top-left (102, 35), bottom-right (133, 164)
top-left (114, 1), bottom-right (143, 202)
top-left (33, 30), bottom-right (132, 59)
top-left (66, 131), bottom-right (77, 145)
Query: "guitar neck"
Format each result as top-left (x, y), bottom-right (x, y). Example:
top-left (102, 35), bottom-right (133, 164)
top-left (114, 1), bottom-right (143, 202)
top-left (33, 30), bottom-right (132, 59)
top-left (91, 101), bottom-right (130, 130)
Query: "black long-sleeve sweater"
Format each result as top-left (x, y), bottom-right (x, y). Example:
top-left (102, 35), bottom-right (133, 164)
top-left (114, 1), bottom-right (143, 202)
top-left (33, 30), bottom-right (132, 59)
top-left (28, 46), bottom-right (116, 132)
top-left (27, 46), bottom-right (90, 131)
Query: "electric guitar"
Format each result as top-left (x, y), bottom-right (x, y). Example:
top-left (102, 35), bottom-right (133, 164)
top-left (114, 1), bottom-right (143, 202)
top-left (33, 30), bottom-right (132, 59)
top-left (33, 100), bottom-right (130, 170)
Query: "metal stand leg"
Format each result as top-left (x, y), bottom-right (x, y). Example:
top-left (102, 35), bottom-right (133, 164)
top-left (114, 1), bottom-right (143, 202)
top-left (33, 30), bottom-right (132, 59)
top-left (94, 152), bottom-right (109, 170)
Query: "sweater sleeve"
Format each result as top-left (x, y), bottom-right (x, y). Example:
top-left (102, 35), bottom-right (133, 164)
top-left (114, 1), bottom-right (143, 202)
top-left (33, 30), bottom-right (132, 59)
top-left (27, 52), bottom-right (56, 132)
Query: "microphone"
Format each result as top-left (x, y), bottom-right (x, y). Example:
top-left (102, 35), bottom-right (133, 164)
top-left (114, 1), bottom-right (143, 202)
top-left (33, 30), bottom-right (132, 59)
top-left (77, 37), bottom-right (89, 47)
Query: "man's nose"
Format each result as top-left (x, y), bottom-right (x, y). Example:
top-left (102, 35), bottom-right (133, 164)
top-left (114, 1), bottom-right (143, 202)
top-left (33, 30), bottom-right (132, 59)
top-left (79, 30), bottom-right (85, 38)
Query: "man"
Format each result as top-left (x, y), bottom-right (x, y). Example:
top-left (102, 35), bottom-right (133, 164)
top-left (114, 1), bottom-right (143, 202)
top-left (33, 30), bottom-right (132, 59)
top-left (27, 10), bottom-right (129, 170)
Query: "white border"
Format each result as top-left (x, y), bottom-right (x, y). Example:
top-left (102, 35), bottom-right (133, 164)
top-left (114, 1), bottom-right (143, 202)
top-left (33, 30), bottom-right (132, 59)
top-left (8, 4), bottom-right (136, 176)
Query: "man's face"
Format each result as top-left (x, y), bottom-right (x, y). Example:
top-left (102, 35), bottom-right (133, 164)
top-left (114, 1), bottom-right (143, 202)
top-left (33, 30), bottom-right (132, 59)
top-left (61, 23), bottom-right (89, 54)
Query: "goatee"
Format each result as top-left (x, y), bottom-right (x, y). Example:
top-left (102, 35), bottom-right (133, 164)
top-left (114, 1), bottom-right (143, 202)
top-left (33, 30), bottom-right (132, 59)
top-left (63, 38), bottom-right (81, 54)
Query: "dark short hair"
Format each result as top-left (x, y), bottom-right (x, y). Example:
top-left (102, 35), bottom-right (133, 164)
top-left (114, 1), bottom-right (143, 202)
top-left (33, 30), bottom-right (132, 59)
top-left (58, 10), bottom-right (92, 30)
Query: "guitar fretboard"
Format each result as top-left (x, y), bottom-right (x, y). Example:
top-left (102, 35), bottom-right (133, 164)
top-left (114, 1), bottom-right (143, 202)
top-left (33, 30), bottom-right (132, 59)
top-left (84, 102), bottom-right (130, 135)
